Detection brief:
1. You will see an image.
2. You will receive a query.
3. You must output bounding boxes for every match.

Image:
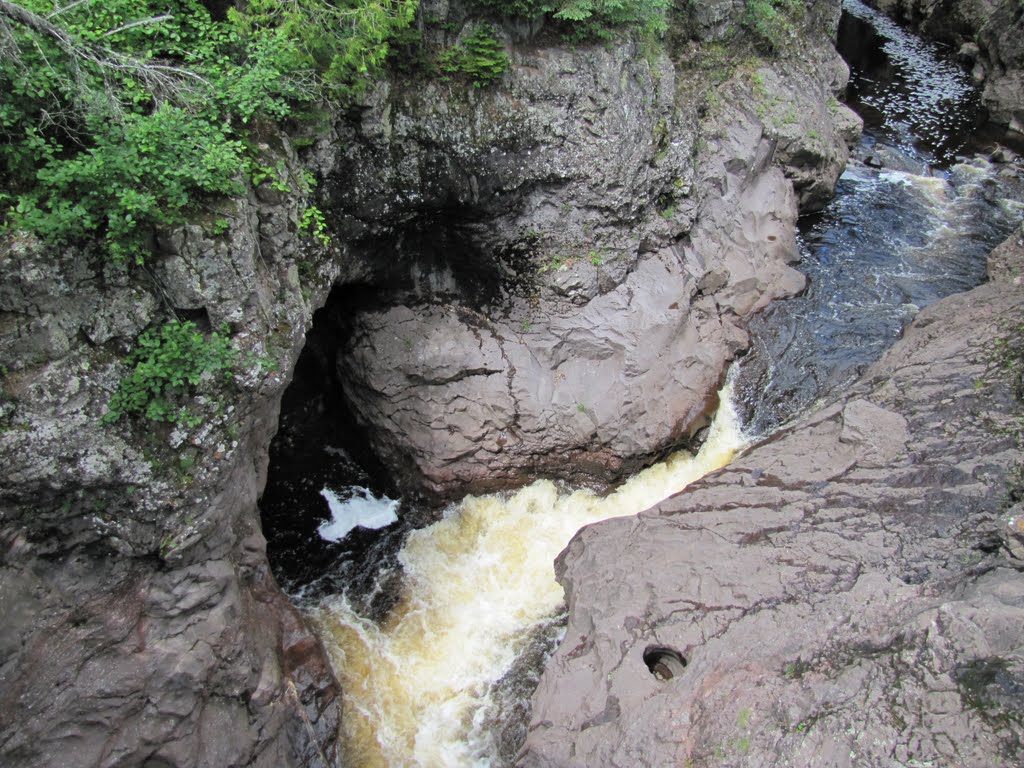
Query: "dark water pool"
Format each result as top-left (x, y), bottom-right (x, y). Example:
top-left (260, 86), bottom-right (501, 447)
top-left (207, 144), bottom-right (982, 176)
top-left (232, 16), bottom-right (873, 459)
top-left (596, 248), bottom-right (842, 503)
top-left (734, 0), bottom-right (1024, 435)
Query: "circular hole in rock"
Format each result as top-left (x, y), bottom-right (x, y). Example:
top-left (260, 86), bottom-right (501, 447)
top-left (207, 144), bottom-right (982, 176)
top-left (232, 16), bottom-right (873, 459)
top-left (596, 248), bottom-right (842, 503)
top-left (643, 646), bottom-right (688, 681)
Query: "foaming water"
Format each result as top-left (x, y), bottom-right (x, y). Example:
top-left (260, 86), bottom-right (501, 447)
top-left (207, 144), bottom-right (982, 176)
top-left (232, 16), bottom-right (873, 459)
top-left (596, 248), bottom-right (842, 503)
top-left (318, 486), bottom-right (400, 542)
top-left (310, 387), bottom-right (747, 767)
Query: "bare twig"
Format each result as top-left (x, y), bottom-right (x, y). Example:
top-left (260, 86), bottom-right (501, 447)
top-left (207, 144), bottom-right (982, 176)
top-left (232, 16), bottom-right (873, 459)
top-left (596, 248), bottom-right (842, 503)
top-left (0, 0), bottom-right (207, 103)
top-left (104, 14), bottom-right (173, 36)
top-left (47, 0), bottom-right (91, 19)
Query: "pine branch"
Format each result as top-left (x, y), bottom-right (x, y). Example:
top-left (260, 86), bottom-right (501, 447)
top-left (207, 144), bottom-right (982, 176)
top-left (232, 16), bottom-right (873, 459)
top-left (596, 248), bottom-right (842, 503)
top-left (0, 0), bottom-right (207, 100)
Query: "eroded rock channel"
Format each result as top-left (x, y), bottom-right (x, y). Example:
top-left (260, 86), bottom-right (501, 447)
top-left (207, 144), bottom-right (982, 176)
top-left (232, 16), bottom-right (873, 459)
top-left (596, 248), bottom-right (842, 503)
top-left (260, 1), bottom-right (1024, 766)
top-left (1, 0), bottom-right (1021, 765)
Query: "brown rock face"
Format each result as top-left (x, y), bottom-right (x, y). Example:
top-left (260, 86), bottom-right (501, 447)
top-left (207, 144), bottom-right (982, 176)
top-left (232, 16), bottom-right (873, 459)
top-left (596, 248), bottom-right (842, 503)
top-left (328, 5), bottom-right (856, 501)
top-left (339, 158), bottom-right (805, 501)
top-left (520, 243), bottom-right (1024, 766)
top-left (0, 409), bottom-right (342, 768)
top-left (988, 221), bottom-right (1024, 283)
top-left (0, 140), bottom-right (343, 767)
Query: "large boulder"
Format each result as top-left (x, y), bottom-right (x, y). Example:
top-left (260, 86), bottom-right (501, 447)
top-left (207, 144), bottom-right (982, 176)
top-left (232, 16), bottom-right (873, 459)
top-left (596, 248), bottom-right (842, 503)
top-left (338, 121), bottom-right (806, 499)
top-left (326, 0), bottom-right (857, 501)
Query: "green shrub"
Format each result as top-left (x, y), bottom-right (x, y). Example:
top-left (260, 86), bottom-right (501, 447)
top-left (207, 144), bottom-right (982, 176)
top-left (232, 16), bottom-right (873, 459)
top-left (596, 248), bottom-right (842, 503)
top-left (553, 0), bottom-right (669, 38)
top-left (439, 25), bottom-right (510, 86)
top-left (298, 204), bottom-right (331, 246)
top-left (0, 0), bottom-right (417, 262)
top-left (6, 106), bottom-right (245, 263)
top-left (471, 0), bottom-right (550, 17)
top-left (468, 0), bottom-right (669, 39)
top-left (230, 0), bottom-right (419, 104)
top-left (743, 0), bottom-right (805, 53)
top-left (104, 320), bottom-right (239, 425)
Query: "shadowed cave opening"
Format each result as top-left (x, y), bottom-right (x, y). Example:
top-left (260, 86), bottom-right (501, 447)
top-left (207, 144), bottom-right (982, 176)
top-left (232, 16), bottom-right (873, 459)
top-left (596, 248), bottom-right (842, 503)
top-left (258, 284), bottom-right (410, 612)
top-left (259, 209), bottom-right (521, 607)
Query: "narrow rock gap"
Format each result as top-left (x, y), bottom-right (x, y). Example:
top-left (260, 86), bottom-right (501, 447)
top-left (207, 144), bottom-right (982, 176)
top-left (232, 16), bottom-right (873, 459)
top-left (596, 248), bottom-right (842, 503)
top-left (259, 210), bottom-right (512, 608)
top-left (258, 284), bottom-right (407, 608)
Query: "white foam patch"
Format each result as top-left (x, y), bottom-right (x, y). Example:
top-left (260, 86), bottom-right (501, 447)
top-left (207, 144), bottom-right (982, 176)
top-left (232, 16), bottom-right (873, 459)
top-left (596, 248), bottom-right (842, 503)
top-left (317, 486), bottom-right (400, 542)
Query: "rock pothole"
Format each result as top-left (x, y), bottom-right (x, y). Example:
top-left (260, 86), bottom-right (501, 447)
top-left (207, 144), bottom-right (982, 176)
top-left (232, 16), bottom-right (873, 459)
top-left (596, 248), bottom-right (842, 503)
top-left (643, 646), bottom-right (688, 681)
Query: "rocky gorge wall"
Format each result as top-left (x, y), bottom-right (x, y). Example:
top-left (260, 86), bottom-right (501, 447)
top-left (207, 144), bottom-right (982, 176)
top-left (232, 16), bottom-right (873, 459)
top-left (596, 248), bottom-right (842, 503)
top-left (520, 226), bottom-right (1024, 767)
top-left (325, 0), bottom-right (860, 502)
top-left (0, 140), bottom-right (345, 766)
top-left (1, 0), bottom-right (865, 765)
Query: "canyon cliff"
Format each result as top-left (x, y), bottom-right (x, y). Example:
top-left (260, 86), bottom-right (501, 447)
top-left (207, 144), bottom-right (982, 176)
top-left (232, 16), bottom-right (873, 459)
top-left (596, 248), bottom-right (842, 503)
top-left (5, 0), bottom-right (1018, 765)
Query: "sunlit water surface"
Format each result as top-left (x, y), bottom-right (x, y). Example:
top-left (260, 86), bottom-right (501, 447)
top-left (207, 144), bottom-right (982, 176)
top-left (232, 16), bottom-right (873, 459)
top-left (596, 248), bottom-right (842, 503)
top-left (734, 0), bottom-right (1024, 434)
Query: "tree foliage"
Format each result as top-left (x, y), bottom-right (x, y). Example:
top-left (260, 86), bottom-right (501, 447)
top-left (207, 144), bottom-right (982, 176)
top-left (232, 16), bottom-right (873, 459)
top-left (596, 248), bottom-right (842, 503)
top-left (438, 24), bottom-right (510, 86)
top-left (742, 0), bottom-right (804, 53)
top-left (0, 0), bottom-right (417, 263)
top-left (103, 320), bottom-right (238, 425)
top-left (469, 0), bottom-right (669, 39)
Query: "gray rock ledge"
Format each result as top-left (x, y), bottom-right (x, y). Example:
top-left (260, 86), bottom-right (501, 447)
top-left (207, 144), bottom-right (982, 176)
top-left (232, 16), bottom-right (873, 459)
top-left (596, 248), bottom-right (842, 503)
top-left (521, 233), bottom-right (1024, 767)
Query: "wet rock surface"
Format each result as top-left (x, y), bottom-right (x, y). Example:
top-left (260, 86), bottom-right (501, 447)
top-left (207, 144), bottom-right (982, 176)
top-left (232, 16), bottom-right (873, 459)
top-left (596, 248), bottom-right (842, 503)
top-left (520, 239), bottom-right (1024, 767)
top-left (988, 221), bottom-right (1024, 284)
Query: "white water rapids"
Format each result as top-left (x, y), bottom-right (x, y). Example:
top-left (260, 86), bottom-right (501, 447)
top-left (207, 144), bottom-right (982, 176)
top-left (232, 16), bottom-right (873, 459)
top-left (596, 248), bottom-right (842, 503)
top-left (310, 386), bottom-right (747, 767)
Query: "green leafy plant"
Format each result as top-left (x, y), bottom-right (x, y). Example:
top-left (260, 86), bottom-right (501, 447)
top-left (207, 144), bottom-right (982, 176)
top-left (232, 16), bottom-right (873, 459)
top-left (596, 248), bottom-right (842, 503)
top-left (7, 106), bottom-right (246, 263)
top-left (539, 253), bottom-right (570, 273)
top-left (208, 218), bottom-right (231, 236)
top-left (743, 0), bottom-right (805, 53)
top-left (250, 163), bottom-right (293, 193)
top-left (469, 0), bottom-right (668, 40)
top-left (438, 24), bottom-right (510, 86)
top-left (104, 320), bottom-right (239, 425)
top-left (298, 204), bottom-right (331, 246)
top-left (0, 0), bottom-right (417, 262)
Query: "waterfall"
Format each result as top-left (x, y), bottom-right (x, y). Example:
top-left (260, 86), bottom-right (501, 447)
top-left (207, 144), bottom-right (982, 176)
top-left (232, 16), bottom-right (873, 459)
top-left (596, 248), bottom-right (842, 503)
top-left (310, 386), bottom-right (747, 767)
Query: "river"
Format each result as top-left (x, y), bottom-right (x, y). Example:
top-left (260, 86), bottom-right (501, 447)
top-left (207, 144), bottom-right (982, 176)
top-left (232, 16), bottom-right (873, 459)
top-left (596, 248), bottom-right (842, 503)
top-left (260, 1), bottom-right (1023, 765)
top-left (735, 0), bottom-right (1023, 434)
